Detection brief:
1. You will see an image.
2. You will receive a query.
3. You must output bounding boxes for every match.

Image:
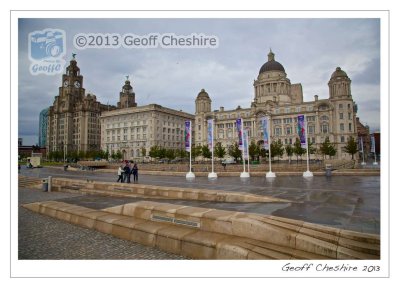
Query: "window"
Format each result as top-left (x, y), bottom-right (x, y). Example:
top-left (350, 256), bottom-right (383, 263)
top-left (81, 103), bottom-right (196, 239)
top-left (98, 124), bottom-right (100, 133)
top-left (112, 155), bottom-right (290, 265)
top-left (286, 127), bottom-right (292, 135)
top-left (339, 104), bottom-right (343, 109)
top-left (274, 127), bottom-right (282, 136)
top-left (341, 136), bottom-right (345, 143)
top-left (321, 115), bottom-right (329, 121)
top-left (308, 125), bottom-right (315, 134)
top-left (273, 119), bottom-right (282, 124)
top-left (306, 116), bottom-right (315, 122)
top-left (340, 123), bottom-right (344, 131)
top-left (321, 124), bottom-right (329, 134)
top-left (348, 113), bottom-right (352, 120)
top-left (339, 113), bottom-right (344, 119)
top-left (349, 123), bottom-right (352, 132)
top-left (283, 118), bottom-right (292, 124)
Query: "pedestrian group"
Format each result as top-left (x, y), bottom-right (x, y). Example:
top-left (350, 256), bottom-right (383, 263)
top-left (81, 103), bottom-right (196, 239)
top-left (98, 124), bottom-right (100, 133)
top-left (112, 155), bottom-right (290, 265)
top-left (117, 161), bottom-right (139, 183)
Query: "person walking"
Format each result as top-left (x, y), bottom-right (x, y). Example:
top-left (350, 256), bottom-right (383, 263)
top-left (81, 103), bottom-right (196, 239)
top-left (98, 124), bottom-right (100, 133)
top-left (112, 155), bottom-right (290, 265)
top-left (123, 162), bottom-right (131, 183)
top-left (117, 165), bottom-right (124, 183)
top-left (132, 163), bottom-right (138, 183)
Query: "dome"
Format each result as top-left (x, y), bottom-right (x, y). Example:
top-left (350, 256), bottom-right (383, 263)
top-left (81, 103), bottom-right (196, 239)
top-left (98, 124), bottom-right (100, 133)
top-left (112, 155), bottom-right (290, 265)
top-left (330, 67), bottom-right (348, 79)
top-left (196, 88), bottom-right (210, 99)
top-left (259, 50), bottom-right (285, 74)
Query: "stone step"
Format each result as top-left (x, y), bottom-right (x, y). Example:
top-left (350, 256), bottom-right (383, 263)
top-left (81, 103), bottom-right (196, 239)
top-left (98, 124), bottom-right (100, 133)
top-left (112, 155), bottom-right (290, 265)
top-left (21, 200), bottom-right (379, 260)
top-left (18, 176), bottom-right (43, 188)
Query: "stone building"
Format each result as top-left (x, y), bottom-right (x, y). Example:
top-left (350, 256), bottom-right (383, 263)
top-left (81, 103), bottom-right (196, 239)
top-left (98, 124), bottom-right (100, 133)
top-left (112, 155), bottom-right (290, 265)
top-left (195, 50), bottom-right (359, 160)
top-left (100, 79), bottom-right (194, 160)
top-left (47, 56), bottom-right (114, 154)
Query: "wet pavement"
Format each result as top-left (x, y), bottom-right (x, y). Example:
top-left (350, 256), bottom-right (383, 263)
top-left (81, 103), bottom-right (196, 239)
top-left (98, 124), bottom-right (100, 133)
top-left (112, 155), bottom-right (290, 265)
top-left (19, 166), bottom-right (380, 234)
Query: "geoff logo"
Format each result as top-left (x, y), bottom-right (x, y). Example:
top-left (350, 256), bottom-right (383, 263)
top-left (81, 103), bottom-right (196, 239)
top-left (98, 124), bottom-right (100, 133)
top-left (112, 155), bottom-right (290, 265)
top-left (28, 28), bottom-right (66, 75)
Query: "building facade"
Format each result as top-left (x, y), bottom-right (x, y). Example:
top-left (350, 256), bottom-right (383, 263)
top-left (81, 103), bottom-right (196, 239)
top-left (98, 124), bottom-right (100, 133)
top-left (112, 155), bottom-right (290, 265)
top-left (47, 56), bottom-right (114, 154)
top-left (38, 107), bottom-right (49, 147)
top-left (100, 80), bottom-right (195, 160)
top-left (195, 50), bottom-right (359, 160)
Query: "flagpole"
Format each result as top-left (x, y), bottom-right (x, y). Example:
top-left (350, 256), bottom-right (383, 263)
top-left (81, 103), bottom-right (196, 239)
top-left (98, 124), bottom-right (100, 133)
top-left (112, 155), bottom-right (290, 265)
top-left (360, 137), bottom-right (366, 165)
top-left (302, 115), bottom-right (313, 178)
top-left (186, 120), bottom-right (195, 179)
top-left (266, 115), bottom-right (276, 178)
top-left (246, 130), bottom-right (250, 174)
top-left (240, 118), bottom-right (249, 178)
top-left (208, 119), bottom-right (217, 179)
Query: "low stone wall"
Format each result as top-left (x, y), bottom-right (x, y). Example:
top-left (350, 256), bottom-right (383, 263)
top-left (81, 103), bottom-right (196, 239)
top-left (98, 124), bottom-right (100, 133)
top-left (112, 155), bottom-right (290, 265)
top-left (50, 177), bottom-right (290, 203)
top-left (22, 200), bottom-right (380, 260)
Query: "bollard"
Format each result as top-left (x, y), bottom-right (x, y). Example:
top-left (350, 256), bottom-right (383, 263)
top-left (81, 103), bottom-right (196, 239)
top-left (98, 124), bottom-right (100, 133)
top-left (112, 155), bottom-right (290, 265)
top-left (48, 176), bottom-right (52, 192)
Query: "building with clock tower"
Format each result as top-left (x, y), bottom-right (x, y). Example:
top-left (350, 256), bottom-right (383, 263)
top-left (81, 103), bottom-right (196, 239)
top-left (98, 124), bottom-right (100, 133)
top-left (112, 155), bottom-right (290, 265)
top-left (47, 55), bottom-right (114, 154)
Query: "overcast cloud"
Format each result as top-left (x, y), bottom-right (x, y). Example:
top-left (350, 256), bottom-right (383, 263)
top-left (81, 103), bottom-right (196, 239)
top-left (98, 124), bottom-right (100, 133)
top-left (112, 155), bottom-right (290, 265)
top-left (18, 18), bottom-right (380, 145)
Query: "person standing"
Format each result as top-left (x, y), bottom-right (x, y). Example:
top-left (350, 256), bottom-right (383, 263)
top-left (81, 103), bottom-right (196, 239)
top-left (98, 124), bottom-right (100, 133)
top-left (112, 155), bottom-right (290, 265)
top-left (132, 163), bottom-right (138, 182)
top-left (117, 165), bottom-right (124, 183)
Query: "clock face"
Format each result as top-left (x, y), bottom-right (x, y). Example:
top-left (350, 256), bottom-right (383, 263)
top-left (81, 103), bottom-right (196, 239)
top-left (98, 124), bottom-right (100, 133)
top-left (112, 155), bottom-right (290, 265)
top-left (63, 80), bottom-right (68, 87)
top-left (74, 81), bottom-right (81, 88)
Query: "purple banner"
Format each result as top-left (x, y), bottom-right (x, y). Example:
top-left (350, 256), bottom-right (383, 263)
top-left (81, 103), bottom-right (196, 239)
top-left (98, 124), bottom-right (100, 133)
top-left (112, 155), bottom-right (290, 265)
top-left (243, 130), bottom-right (249, 159)
top-left (185, 120), bottom-right (191, 152)
top-left (236, 118), bottom-right (243, 150)
top-left (207, 119), bottom-right (213, 150)
top-left (261, 117), bottom-right (269, 149)
top-left (297, 115), bottom-right (307, 149)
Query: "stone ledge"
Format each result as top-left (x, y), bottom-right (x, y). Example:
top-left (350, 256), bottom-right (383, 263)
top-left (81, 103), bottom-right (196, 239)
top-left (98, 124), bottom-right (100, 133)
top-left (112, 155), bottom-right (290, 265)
top-left (50, 177), bottom-right (291, 203)
top-left (21, 200), bottom-right (380, 260)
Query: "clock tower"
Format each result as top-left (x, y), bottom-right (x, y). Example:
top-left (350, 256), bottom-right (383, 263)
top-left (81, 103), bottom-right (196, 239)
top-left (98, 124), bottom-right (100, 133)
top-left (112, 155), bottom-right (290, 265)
top-left (58, 55), bottom-right (85, 109)
top-left (47, 54), bottom-right (113, 154)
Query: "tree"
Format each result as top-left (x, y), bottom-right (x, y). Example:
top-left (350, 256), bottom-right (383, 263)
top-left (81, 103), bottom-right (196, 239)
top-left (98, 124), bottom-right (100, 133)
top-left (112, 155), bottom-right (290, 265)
top-left (228, 142), bottom-right (242, 162)
top-left (308, 139), bottom-right (316, 155)
top-left (201, 145), bottom-right (212, 159)
top-left (191, 144), bottom-right (202, 160)
top-left (165, 148), bottom-right (175, 160)
top-left (248, 140), bottom-right (260, 161)
top-left (285, 144), bottom-right (294, 163)
top-left (343, 136), bottom-right (358, 159)
top-left (320, 137), bottom-right (337, 159)
top-left (214, 142), bottom-right (226, 159)
top-left (270, 140), bottom-right (283, 161)
top-left (293, 138), bottom-right (306, 162)
top-left (115, 150), bottom-right (123, 160)
top-left (149, 145), bottom-right (160, 159)
top-left (140, 147), bottom-right (147, 158)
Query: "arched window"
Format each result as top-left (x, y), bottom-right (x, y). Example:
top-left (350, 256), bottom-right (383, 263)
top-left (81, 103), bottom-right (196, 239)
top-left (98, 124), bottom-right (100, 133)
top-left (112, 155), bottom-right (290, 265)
top-left (320, 115), bottom-right (329, 121)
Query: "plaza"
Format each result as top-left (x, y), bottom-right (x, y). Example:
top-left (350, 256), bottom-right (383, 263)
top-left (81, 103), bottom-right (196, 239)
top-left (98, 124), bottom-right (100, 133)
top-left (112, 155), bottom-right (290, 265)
top-left (18, 166), bottom-right (380, 259)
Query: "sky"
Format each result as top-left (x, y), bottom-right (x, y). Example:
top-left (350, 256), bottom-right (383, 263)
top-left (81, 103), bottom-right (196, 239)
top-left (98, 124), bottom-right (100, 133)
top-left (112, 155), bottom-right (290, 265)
top-left (18, 18), bottom-right (381, 146)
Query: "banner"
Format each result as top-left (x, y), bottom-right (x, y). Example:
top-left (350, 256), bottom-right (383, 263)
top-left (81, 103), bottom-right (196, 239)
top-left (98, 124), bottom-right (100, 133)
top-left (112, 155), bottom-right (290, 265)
top-left (297, 115), bottom-right (307, 149)
top-left (185, 120), bottom-right (191, 152)
top-left (261, 117), bottom-right (269, 149)
top-left (370, 135), bottom-right (375, 153)
top-left (207, 119), bottom-right (213, 150)
top-left (359, 137), bottom-right (364, 153)
top-left (236, 118), bottom-right (243, 150)
top-left (243, 129), bottom-right (249, 159)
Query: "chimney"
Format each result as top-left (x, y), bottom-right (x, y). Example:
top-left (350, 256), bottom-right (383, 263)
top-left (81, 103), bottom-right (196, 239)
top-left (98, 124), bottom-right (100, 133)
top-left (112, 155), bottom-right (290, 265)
top-left (314, 95), bottom-right (319, 102)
